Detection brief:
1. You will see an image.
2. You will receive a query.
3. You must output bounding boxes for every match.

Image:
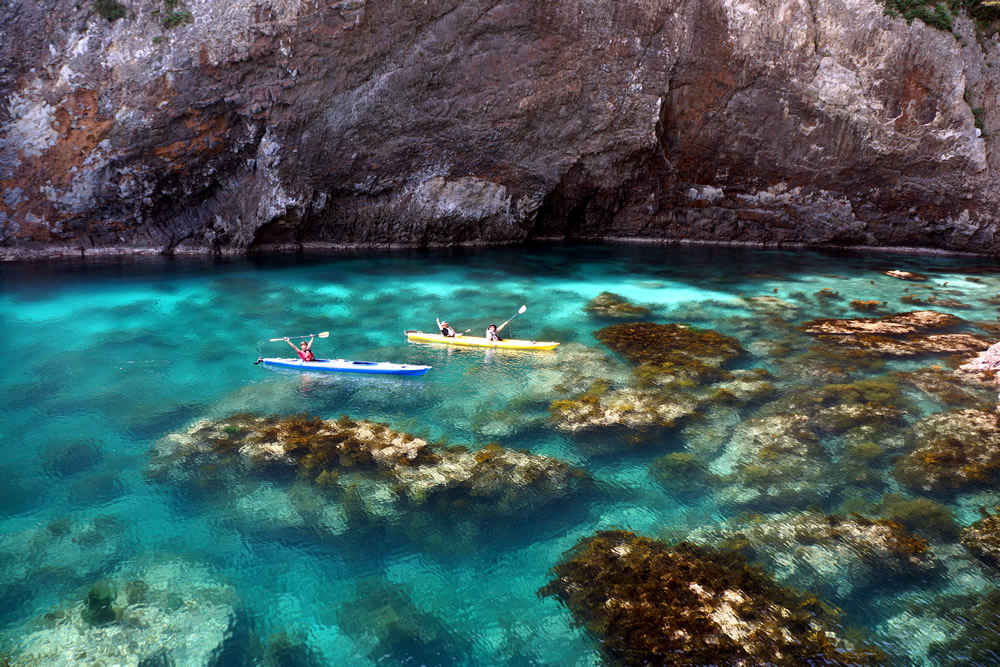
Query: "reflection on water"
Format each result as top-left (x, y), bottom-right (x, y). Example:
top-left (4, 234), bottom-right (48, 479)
top-left (1, 243), bottom-right (1000, 664)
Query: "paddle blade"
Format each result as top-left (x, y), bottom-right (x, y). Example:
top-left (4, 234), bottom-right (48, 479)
top-left (518, 305), bottom-right (527, 314)
top-left (318, 332), bottom-right (330, 338)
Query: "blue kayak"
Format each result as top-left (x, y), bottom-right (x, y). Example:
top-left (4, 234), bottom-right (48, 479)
top-left (256, 357), bottom-right (431, 376)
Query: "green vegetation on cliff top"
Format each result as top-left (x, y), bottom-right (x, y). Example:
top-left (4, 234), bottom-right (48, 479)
top-left (884, 0), bottom-right (1000, 33)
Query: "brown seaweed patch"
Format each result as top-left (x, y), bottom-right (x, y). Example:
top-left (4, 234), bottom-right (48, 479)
top-left (583, 292), bottom-right (652, 319)
top-left (650, 452), bottom-right (718, 498)
top-left (900, 294), bottom-right (971, 309)
top-left (594, 322), bottom-right (745, 369)
top-left (850, 300), bottom-right (885, 313)
top-left (539, 530), bottom-right (881, 666)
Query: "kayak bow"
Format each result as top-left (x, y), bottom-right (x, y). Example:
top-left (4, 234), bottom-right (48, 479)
top-left (257, 357), bottom-right (431, 376)
top-left (403, 330), bottom-right (560, 351)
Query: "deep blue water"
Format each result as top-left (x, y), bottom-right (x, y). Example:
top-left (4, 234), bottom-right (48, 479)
top-left (1, 243), bottom-right (1000, 665)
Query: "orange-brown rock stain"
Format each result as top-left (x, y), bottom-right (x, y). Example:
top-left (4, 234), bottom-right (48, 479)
top-left (0, 88), bottom-right (113, 241)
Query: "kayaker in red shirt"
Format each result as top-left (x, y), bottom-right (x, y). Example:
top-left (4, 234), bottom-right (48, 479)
top-left (284, 336), bottom-right (316, 361)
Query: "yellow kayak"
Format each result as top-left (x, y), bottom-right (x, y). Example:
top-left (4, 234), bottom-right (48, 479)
top-left (404, 330), bottom-right (560, 350)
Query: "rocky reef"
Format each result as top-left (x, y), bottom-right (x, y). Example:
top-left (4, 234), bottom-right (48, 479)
top-left (148, 412), bottom-right (586, 537)
top-left (549, 322), bottom-right (754, 437)
top-left (10, 558), bottom-right (238, 666)
top-left (685, 512), bottom-right (940, 603)
top-left (583, 292), bottom-right (651, 319)
top-left (539, 530), bottom-right (880, 665)
top-left (894, 408), bottom-right (1000, 495)
top-left (800, 310), bottom-right (991, 357)
top-left (2, 0), bottom-right (998, 258)
top-left (961, 508), bottom-right (1000, 570)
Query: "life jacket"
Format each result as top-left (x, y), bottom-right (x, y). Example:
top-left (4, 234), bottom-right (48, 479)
top-left (297, 348), bottom-right (315, 361)
top-left (441, 327), bottom-right (455, 337)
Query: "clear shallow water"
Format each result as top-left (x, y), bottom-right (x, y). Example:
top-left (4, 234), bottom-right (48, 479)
top-left (1, 243), bottom-right (1000, 664)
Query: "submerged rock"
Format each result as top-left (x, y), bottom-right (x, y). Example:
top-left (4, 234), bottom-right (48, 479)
top-left (150, 413), bottom-right (585, 528)
top-left (686, 512), bottom-right (940, 603)
top-left (896, 367), bottom-right (996, 411)
top-left (800, 310), bottom-right (962, 337)
top-left (583, 292), bottom-right (652, 319)
top-left (715, 414), bottom-right (834, 511)
top-left (12, 559), bottom-right (237, 666)
top-left (539, 530), bottom-right (880, 666)
top-left (894, 409), bottom-right (1000, 495)
top-left (961, 509), bottom-right (1000, 571)
top-left (549, 381), bottom-right (699, 434)
top-left (595, 322), bottom-right (745, 370)
top-left (883, 270), bottom-right (929, 281)
top-left (550, 323), bottom-right (759, 438)
top-left (336, 578), bottom-right (472, 665)
top-left (924, 590), bottom-right (1000, 665)
top-left (800, 310), bottom-right (989, 357)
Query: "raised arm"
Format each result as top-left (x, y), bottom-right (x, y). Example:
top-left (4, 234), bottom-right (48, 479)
top-left (304, 335), bottom-right (314, 350)
top-left (283, 337), bottom-right (298, 351)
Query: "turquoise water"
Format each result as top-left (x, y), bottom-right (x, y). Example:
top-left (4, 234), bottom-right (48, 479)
top-left (1, 243), bottom-right (1000, 664)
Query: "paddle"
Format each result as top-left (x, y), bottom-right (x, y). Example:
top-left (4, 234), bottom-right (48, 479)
top-left (269, 332), bottom-right (330, 342)
top-left (497, 305), bottom-right (527, 333)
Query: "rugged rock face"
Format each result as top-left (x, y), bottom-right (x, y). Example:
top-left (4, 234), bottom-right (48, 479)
top-left (1, 0), bottom-right (998, 258)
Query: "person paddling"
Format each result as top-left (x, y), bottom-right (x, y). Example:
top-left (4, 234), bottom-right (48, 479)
top-left (437, 318), bottom-right (459, 337)
top-left (284, 335), bottom-right (316, 361)
top-left (486, 324), bottom-right (504, 342)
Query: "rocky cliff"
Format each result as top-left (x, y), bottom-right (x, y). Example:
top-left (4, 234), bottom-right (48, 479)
top-left (1, 0), bottom-right (998, 258)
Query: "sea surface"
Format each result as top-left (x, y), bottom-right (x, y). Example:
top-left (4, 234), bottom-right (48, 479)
top-left (1, 242), bottom-right (999, 665)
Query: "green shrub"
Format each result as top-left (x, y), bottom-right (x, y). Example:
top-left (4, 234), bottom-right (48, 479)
top-left (973, 106), bottom-right (986, 130)
top-left (161, 8), bottom-right (192, 28)
top-left (95, 0), bottom-right (126, 21)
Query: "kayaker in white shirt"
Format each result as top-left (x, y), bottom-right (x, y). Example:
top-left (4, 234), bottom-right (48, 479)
top-left (486, 324), bottom-right (504, 342)
top-left (437, 318), bottom-right (458, 337)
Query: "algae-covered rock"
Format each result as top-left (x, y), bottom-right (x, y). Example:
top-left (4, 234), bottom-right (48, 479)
top-left (595, 322), bottom-right (746, 370)
top-left (12, 558), bottom-right (237, 666)
top-left (896, 367), bottom-right (996, 410)
top-left (894, 409), bottom-right (1000, 495)
top-left (650, 452), bottom-right (717, 499)
top-left (961, 509), bottom-right (1000, 571)
top-left (548, 382), bottom-right (699, 434)
top-left (715, 414), bottom-right (834, 511)
top-left (539, 530), bottom-right (880, 666)
top-left (800, 310), bottom-right (963, 336)
top-left (550, 323), bottom-right (755, 438)
top-left (926, 590), bottom-right (1000, 665)
top-left (883, 270), bottom-right (929, 281)
top-left (150, 413), bottom-right (586, 528)
top-left (799, 310), bottom-right (989, 357)
top-left (686, 512), bottom-right (940, 603)
top-left (583, 292), bottom-right (652, 319)
top-left (876, 493), bottom-right (960, 540)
